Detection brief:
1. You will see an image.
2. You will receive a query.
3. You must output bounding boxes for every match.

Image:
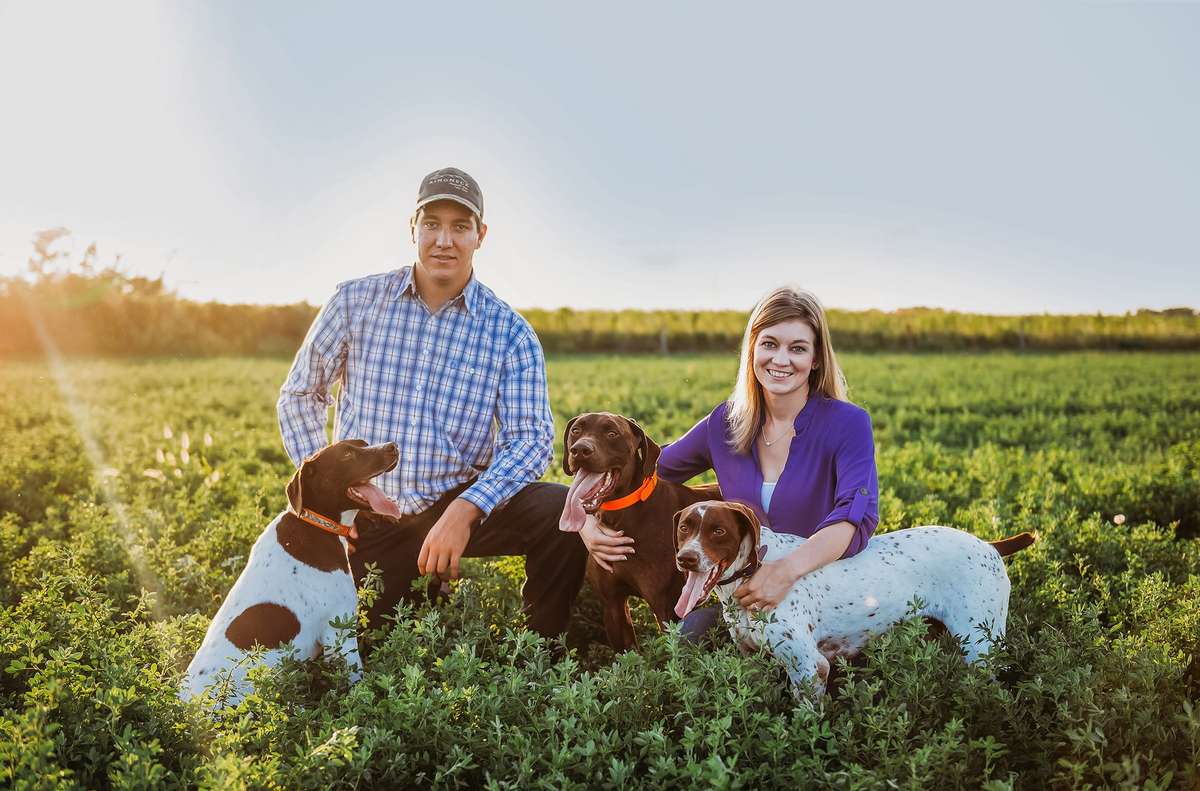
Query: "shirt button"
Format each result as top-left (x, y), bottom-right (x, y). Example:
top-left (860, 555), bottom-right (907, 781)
top-left (859, 487), bottom-right (868, 495)
top-left (410, 418), bottom-right (417, 426)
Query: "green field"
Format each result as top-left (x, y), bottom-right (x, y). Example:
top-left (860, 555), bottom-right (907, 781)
top-left (2, 353), bottom-right (1199, 788)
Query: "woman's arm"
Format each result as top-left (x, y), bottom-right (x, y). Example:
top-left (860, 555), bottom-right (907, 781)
top-left (783, 521), bottom-right (856, 576)
top-left (735, 407), bottom-right (879, 612)
top-left (733, 522), bottom-right (855, 612)
top-left (657, 409), bottom-right (717, 484)
top-left (813, 408), bottom-right (879, 560)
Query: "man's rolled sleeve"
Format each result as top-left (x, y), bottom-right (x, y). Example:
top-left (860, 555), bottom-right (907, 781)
top-left (815, 408), bottom-right (879, 559)
top-left (461, 324), bottom-right (553, 517)
top-left (277, 285), bottom-right (350, 467)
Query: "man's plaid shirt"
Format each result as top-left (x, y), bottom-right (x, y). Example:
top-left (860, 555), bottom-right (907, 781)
top-left (277, 266), bottom-right (554, 517)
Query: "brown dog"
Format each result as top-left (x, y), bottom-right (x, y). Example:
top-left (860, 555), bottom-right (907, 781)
top-left (558, 412), bottom-right (719, 650)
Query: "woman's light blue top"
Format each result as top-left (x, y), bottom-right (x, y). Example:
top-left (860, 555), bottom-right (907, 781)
top-left (761, 481), bottom-right (777, 512)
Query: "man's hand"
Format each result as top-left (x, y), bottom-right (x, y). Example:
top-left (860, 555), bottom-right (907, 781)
top-left (579, 515), bottom-right (635, 573)
top-left (417, 498), bottom-right (483, 580)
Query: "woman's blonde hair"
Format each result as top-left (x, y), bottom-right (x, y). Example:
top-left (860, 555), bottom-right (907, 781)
top-left (726, 286), bottom-right (848, 454)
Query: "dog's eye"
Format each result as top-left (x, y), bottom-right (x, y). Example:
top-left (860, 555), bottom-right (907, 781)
top-left (712, 527), bottom-right (726, 537)
top-left (342, 451), bottom-right (353, 460)
top-left (570, 427), bottom-right (580, 435)
top-left (607, 431), bottom-right (618, 438)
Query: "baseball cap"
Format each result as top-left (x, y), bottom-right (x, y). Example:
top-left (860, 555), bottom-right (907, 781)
top-left (415, 167), bottom-right (484, 220)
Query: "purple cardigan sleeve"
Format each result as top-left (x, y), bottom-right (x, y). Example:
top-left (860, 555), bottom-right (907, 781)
top-left (657, 411), bottom-right (715, 484)
top-left (815, 408), bottom-right (879, 558)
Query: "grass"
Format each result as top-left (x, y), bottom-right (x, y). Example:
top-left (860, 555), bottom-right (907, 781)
top-left (1, 353), bottom-right (1198, 788)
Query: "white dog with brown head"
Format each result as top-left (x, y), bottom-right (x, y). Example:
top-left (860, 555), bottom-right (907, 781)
top-left (181, 439), bottom-right (402, 705)
top-left (673, 500), bottom-right (1034, 700)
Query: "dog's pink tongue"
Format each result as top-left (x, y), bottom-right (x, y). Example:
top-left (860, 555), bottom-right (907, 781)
top-left (674, 570), bottom-right (711, 618)
top-left (350, 483), bottom-right (402, 518)
top-left (559, 471), bottom-right (603, 532)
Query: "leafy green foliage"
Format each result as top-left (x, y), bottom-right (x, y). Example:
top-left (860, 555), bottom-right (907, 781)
top-left (1, 354), bottom-right (1197, 788)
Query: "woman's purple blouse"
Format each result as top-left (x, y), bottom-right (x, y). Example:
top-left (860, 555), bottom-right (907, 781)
top-left (657, 397), bottom-right (879, 559)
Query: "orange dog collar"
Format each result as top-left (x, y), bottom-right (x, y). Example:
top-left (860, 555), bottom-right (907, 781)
top-left (600, 473), bottom-right (658, 512)
top-left (291, 507), bottom-right (356, 539)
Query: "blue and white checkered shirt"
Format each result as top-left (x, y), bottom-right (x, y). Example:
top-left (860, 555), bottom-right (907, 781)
top-left (277, 266), bottom-right (553, 517)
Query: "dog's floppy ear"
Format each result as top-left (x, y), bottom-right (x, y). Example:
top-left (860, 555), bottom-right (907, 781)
top-left (725, 501), bottom-right (762, 555)
top-left (287, 449), bottom-right (320, 513)
top-left (671, 505), bottom-right (691, 553)
top-left (562, 416), bottom-right (581, 475)
top-left (286, 465), bottom-right (305, 513)
top-left (626, 418), bottom-right (661, 480)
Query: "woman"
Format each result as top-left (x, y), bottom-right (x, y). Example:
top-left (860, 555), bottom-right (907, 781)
top-left (586, 286), bottom-right (879, 636)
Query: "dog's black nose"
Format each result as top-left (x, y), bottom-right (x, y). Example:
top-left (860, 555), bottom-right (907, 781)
top-left (676, 550), bottom-right (700, 571)
top-left (569, 440), bottom-right (594, 459)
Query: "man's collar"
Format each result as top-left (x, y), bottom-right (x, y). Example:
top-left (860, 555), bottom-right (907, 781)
top-left (396, 265), bottom-right (479, 316)
top-left (461, 276), bottom-right (481, 314)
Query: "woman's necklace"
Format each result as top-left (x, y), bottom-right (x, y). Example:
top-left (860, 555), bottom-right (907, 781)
top-left (760, 424), bottom-right (794, 447)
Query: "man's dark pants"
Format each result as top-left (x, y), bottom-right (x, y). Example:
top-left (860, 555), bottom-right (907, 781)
top-left (349, 482), bottom-right (587, 639)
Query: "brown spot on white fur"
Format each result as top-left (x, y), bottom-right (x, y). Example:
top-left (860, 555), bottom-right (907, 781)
top-left (225, 602), bottom-right (302, 650)
top-left (181, 440), bottom-right (398, 705)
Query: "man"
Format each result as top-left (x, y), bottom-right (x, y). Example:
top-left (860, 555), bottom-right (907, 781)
top-left (278, 167), bottom-right (586, 638)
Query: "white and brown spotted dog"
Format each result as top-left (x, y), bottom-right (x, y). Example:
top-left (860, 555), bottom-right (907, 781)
top-left (180, 439), bottom-right (401, 705)
top-left (673, 501), bottom-right (1035, 701)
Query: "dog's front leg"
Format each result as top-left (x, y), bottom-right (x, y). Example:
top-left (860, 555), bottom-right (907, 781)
top-left (765, 629), bottom-right (829, 704)
top-left (601, 598), bottom-right (638, 652)
top-left (588, 562), bottom-right (638, 651)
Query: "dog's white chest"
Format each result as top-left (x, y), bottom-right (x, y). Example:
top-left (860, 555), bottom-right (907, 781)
top-left (180, 512), bottom-right (361, 704)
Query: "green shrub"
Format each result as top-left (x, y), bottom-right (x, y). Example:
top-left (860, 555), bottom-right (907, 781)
top-left (0, 354), bottom-right (1197, 788)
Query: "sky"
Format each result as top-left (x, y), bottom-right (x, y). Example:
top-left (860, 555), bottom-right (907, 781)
top-left (1, 2), bottom-right (1197, 314)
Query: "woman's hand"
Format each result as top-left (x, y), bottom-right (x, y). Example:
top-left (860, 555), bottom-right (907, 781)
top-left (735, 522), bottom-right (857, 612)
top-left (579, 516), bottom-right (635, 573)
top-left (734, 558), bottom-right (799, 613)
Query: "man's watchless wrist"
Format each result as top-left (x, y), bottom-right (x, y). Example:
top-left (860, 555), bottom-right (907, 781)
top-left (452, 497), bottom-right (485, 526)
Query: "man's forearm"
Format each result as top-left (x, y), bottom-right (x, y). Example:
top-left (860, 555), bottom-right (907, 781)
top-left (461, 433), bottom-right (551, 516)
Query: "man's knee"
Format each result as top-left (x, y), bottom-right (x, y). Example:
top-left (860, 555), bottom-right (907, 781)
top-left (485, 481), bottom-right (568, 538)
top-left (521, 481), bottom-right (568, 522)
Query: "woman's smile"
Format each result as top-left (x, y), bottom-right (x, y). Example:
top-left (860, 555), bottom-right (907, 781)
top-left (753, 318), bottom-right (817, 397)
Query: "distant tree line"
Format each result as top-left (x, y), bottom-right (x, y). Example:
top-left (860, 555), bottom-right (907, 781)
top-left (3, 232), bottom-right (1197, 357)
top-left (521, 306), bottom-right (1200, 353)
